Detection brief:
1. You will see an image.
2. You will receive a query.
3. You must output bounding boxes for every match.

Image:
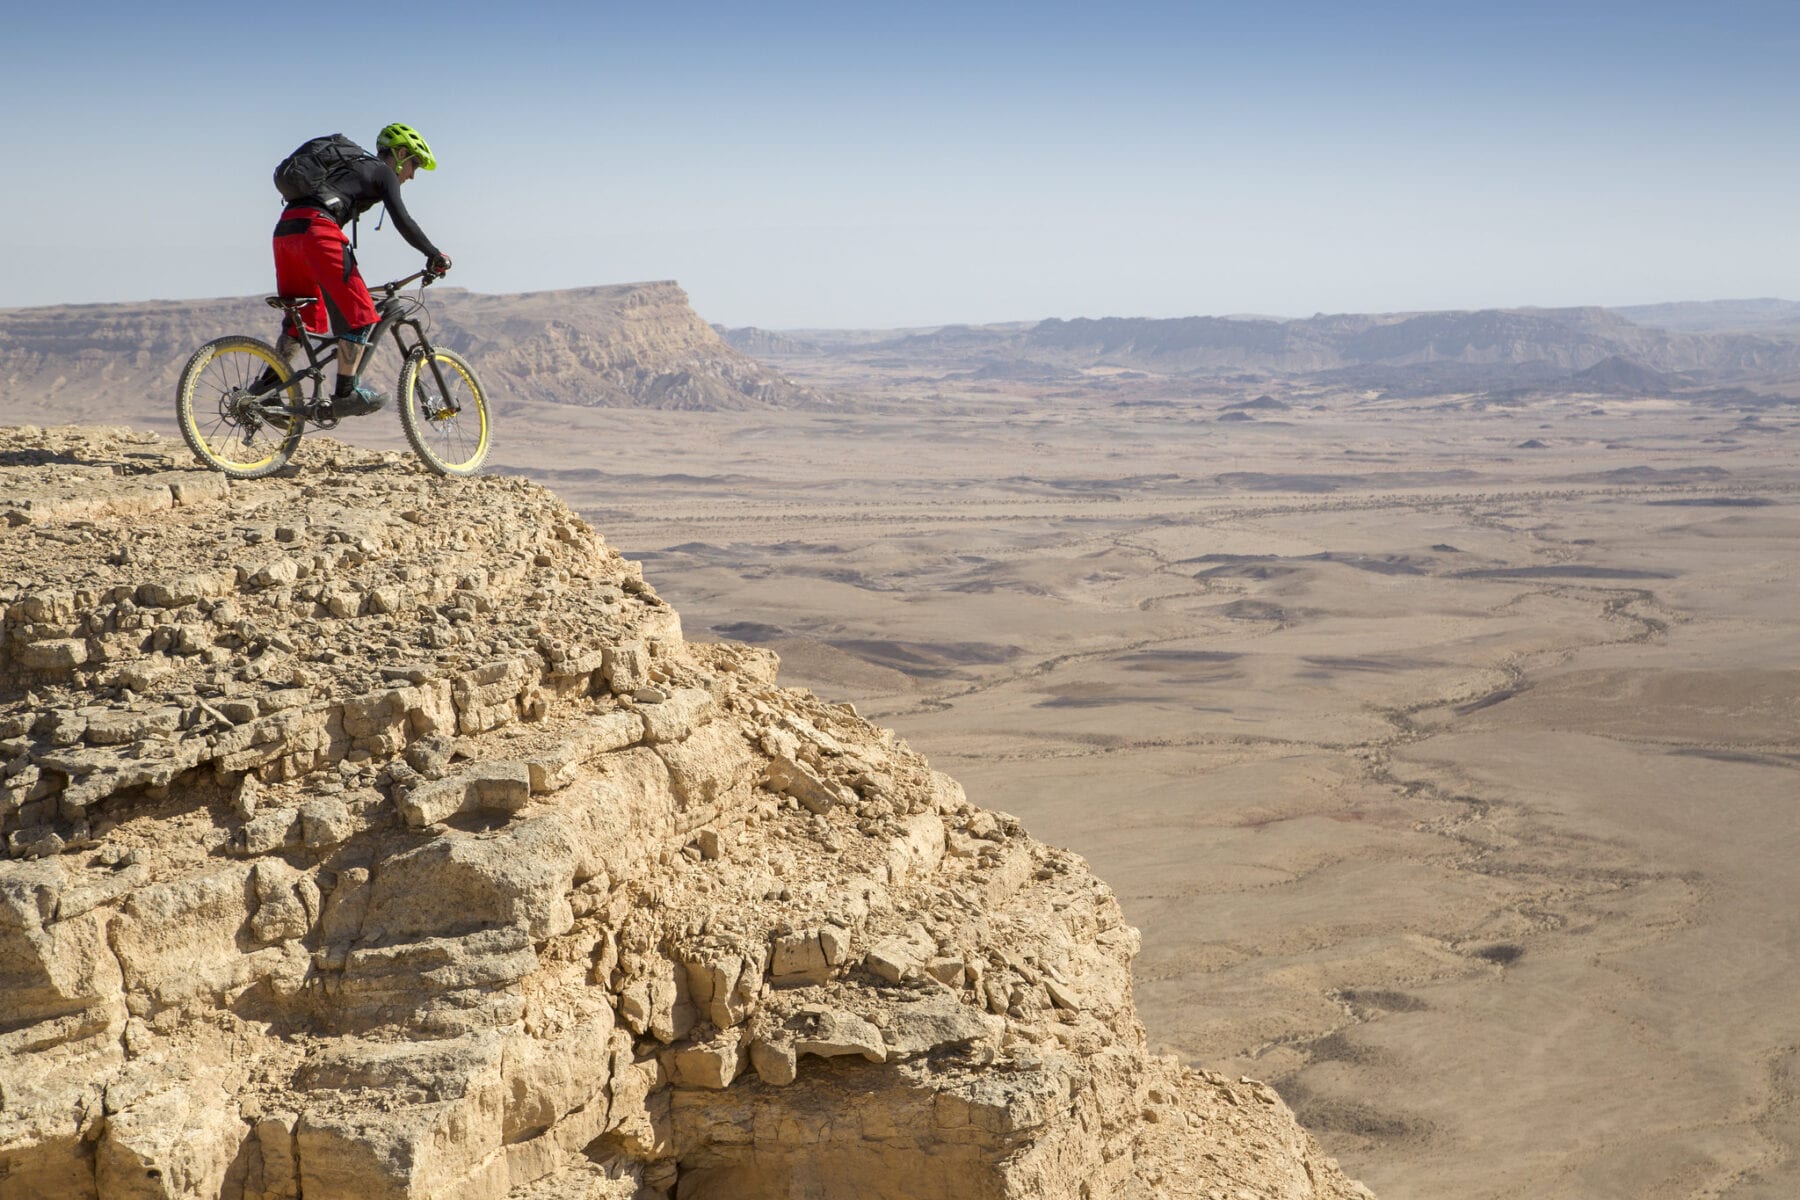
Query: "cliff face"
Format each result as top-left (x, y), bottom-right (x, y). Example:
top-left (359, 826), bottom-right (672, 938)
top-left (429, 284), bottom-right (826, 409)
top-left (0, 283), bottom-right (824, 412)
top-left (0, 425), bottom-right (1369, 1200)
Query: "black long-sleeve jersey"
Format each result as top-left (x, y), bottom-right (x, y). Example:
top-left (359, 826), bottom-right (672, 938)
top-left (303, 157), bottom-right (443, 260)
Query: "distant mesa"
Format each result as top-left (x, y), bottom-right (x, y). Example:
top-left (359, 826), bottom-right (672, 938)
top-left (1516, 438), bottom-right (1549, 449)
top-left (1225, 393), bottom-right (1290, 410)
top-left (0, 282), bottom-right (828, 412)
top-left (1216, 410), bottom-right (1255, 422)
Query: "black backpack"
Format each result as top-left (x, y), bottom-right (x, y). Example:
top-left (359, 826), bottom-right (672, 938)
top-left (273, 134), bottom-right (374, 220)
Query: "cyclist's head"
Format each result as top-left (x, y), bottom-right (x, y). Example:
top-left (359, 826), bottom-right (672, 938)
top-left (377, 123), bottom-right (436, 172)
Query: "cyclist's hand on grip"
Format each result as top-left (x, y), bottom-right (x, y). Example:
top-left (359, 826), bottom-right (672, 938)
top-left (426, 253), bottom-right (452, 281)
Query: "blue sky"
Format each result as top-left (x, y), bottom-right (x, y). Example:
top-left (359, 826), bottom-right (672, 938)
top-left (4, 0), bottom-right (1798, 326)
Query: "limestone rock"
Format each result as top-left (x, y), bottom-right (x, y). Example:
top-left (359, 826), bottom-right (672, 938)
top-left (639, 686), bottom-right (712, 745)
top-left (397, 761), bottom-right (533, 827)
top-left (793, 1008), bottom-right (887, 1064)
top-left (0, 429), bottom-right (1372, 1200)
top-left (748, 1034), bottom-right (798, 1086)
top-left (763, 753), bottom-right (840, 814)
top-left (882, 993), bottom-right (1005, 1058)
top-left (667, 1028), bottom-right (746, 1090)
top-left (249, 859), bottom-right (312, 944)
top-left (770, 929), bottom-right (831, 986)
top-left (298, 796), bottom-right (357, 848)
top-left (234, 807), bottom-right (297, 855)
top-left (867, 936), bottom-right (928, 984)
top-left (96, 1067), bottom-right (244, 1200)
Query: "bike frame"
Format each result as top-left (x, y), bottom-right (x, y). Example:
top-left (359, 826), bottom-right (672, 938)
top-left (265, 271), bottom-right (458, 418)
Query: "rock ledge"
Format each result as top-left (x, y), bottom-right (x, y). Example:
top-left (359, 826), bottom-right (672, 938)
top-left (0, 426), bottom-right (1370, 1200)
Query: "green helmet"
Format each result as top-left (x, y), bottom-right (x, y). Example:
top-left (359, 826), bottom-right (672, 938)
top-left (377, 123), bottom-right (436, 171)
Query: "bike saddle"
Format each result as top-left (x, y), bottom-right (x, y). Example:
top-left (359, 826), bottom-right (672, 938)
top-left (265, 295), bottom-right (319, 310)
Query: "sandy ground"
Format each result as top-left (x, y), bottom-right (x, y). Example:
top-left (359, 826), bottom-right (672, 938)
top-left (21, 367), bottom-right (1800, 1198)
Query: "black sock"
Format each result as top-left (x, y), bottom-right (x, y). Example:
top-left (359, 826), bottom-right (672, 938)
top-left (334, 376), bottom-right (355, 399)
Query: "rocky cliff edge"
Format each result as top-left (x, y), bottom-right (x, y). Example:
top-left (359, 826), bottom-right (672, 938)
top-left (0, 425), bottom-right (1371, 1200)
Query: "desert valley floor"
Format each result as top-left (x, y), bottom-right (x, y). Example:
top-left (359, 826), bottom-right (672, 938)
top-left (16, 361), bottom-right (1800, 1199)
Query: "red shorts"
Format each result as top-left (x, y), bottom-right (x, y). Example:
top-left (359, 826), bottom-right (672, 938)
top-left (272, 207), bottom-right (378, 337)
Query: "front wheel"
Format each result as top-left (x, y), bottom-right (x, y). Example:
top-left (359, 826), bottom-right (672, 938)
top-left (176, 336), bottom-right (305, 479)
top-left (397, 347), bottom-right (490, 476)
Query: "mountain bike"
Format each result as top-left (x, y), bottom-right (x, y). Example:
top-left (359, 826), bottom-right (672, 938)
top-left (176, 271), bottom-right (490, 479)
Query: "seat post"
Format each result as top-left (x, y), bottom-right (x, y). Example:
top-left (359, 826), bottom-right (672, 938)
top-left (266, 295), bottom-right (326, 369)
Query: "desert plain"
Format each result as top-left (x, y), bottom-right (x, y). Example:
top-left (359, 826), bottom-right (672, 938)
top-left (11, 321), bottom-right (1800, 1199)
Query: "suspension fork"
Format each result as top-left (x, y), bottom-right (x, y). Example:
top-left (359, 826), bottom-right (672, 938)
top-left (386, 318), bottom-right (459, 411)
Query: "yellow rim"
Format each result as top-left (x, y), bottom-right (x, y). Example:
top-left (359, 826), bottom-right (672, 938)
top-left (415, 353), bottom-right (489, 468)
top-left (184, 343), bottom-right (296, 471)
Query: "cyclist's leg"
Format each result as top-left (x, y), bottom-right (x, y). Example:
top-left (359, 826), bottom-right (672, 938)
top-left (273, 212), bottom-right (332, 343)
top-left (281, 215), bottom-right (379, 398)
top-left (255, 220), bottom-right (332, 400)
top-left (317, 233), bottom-right (380, 397)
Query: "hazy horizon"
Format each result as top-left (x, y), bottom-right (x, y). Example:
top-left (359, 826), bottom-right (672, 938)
top-left (6, 0), bottom-right (1800, 328)
top-left (7, 285), bottom-right (1799, 337)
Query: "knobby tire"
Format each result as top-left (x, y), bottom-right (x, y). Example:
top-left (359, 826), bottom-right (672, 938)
top-left (176, 336), bottom-right (305, 479)
top-left (397, 346), bottom-right (490, 476)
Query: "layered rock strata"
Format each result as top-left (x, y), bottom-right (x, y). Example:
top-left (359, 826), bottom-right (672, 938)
top-left (437, 283), bottom-right (827, 409)
top-left (0, 282), bottom-right (823, 413)
top-left (0, 425), bottom-right (1369, 1200)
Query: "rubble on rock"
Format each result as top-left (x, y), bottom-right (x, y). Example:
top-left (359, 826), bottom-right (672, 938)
top-left (0, 425), bottom-right (1372, 1199)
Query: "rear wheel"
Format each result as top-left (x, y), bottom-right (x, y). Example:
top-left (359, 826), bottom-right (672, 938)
top-left (176, 336), bottom-right (304, 479)
top-left (397, 347), bottom-right (490, 475)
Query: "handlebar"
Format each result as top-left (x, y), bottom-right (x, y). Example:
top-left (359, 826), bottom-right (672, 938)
top-left (376, 270), bottom-right (432, 295)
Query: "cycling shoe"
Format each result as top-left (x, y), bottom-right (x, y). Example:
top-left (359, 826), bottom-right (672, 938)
top-left (332, 384), bottom-right (388, 417)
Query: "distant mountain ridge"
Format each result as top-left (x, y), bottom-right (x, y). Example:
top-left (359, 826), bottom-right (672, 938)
top-left (708, 324), bottom-right (825, 358)
top-left (14, 289), bottom-right (1800, 413)
top-left (0, 282), bottom-right (826, 412)
top-left (721, 302), bottom-right (1800, 392)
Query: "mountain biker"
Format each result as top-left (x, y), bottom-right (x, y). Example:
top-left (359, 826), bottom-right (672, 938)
top-left (268, 123), bottom-right (452, 414)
